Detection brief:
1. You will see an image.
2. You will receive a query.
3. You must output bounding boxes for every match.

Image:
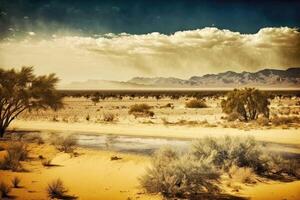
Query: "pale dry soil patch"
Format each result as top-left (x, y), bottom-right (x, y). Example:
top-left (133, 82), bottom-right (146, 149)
top-left (0, 143), bottom-right (161, 200)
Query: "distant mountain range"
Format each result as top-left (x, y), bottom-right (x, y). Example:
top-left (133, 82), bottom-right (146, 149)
top-left (61, 68), bottom-right (300, 89)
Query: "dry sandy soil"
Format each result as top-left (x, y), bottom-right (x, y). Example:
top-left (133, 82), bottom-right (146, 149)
top-left (1, 96), bottom-right (300, 199)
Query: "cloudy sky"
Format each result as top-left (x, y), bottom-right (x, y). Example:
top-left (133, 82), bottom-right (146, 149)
top-left (0, 0), bottom-right (300, 84)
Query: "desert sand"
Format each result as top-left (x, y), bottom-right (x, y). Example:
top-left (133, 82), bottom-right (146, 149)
top-left (1, 96), bottom-right (300, 199)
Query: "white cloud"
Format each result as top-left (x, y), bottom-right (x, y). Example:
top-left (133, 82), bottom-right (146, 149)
top-left (0, 27), bottom-right (299, 83)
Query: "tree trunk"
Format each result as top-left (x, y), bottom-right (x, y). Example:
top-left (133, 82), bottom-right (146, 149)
top-left (0, 127), bottom-right (5, 138)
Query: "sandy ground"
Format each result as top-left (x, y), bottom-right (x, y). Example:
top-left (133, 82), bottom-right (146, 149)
top-left (0, 144), bottom-right (161, 200)
top-left (1, 142), bottom-right (300, 200)
top-left (1, 96), bottom-right (300, 199)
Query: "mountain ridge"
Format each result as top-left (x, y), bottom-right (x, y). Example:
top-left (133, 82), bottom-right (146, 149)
top-left (61, 67), bottom-right (300, 89)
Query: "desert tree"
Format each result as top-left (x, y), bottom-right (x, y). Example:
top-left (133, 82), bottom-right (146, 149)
top-left (221, 88), bottom-right (270, 121)
top-left (91, 92), bottom-right (101, 105)
top-left (0, 67), bottom-right (63, 137)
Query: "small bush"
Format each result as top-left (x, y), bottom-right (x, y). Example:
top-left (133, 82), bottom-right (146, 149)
top-left (7, 142), bottom-right (29, 161)
top-left (11, 176), bottom-right (21, 188)
top-left (191, 136), bottom-right (269, 174)
top-left (141, 136), bottom-right (299, 198)
top-left (23, 134), bottom-right (44, 144)
top-left (129, 104), bottom-right (154, 118)
top-left (47, 179), bottom-right (68, 199)
top-left (226, 112), bottom-right (239, 122)
top-left (0, 142), bottom-right (28, 171)
top-left (257, 117), bottom-right (269, 126)
top-left (0, 182), bottom-right (11, 198)
top-left (42, 158), bottom-right (53, 167)
top-left (55, 135), bottom-right (78, 153)
top-left (102, 112), bottom-right (117, 122)
top-left (271, 116), bottom-right (300, 126)
top-left (185, 99), bottom-right (207, 108)
top-left (228, 165), bottom-right (254, 183)
top-left (140, 147), bottom-right (220, 198)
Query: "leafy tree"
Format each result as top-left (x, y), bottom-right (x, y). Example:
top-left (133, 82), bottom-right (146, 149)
top-left (221, 88), bottom-right (270, 121)
top-left (0, 67), bottom-right (63, 137)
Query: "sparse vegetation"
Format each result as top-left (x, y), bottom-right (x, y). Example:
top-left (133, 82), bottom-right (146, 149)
top-left (0, 182), bottom-right (11, 198)
top-left (192, 137), bottom-right (269, 174)
top-left (141, 136), bottom-right (299, 198)
top-left (185, 99), bottom-right (207, 108)
top-left (228, 165), bottom-right (254, 184)
top-left (128, 103), bottom-right (154, 118)
top-left (55, 135), bottom-right (78, 153)
top-left (0, 142), bottom-right (29, 171)
top-left (102, 112), bottom-right (117, 122)
top-left (42, 158), bottom-right (53, 167)
top-left (11, 176), bottom-right (21, 188)
top-left (271, 115), bottom-right (300, 126)
top-left (140, 146), bottom-right (220, 198)
top-left (47, 179), bottom-right (68, 199)
top-left (91, 92), bottom-right (101, 105)
top-left (221, 88), bottom-right (270, 121)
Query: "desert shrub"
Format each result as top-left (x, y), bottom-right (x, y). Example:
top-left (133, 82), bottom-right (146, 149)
top-left (7, 142), bottom-right (29, 161)
top-left (0, 142), bottom-right (28, 171)
top-left (0, 182), bottom-right (11, 198)
top-left (226, 112), bottom-right (239, 122)
top-left (191, 136), bottom-right (269, 174)
top-left (221, 88), bottom-right (270, 121)
top-left (129, 104), bottom-right (154, 118)
top-left (140, 147), bottom-right (220, 198)
top-left (42, 158), bottom-right (53, 167)
top-left (102, 112), bottom-right (117, 122)
top-left (47, 179), bottom-right (68, 199)
top-left (160, 103), bottom-right (173, 109)
top-left (55, 135), bottom-right (78, 153)
top-left (185, 99), bottom-right (207, 108)
top-left (256, 117), bottom-right (270, 126)
top-left (228, 165), bottom-right (254, 183)
top-left (11, 176), bottom-right (21, 188)
top-left (23, 134), bottom-right (44, 144)
top-left (271, 115), bottom-right (300, 126)
top-left (141, 136), bottom-right (299, 198)
top-left (90, 92), bottom-right (100, 105)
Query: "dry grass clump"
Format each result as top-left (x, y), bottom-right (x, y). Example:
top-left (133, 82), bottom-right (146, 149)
top-left (0, 182), bottom-right (11, 198)
top-left (256, 117), bottom-right (270, 126)
top-left (271, 115), bottom-right (300, 126)
top-left (47, 179), bottom-right (68, 199)
top-left (102, 112), bottom-right (117, 122)
top-left (225, 112), bottom-right (239, 122)
top-left (185, 99), bottom-right (207, 108)
top-left (0, 142), bottom-right (29, 171)
top-left (162, 118), bottom-right (211, 127)
top-left (192, 137), bottom-right (299, 178)
top-left (41, 158), bottom-right (53, 167)
top-left (160, 103), bottom-right (174, 109)
top-left (191, 137), bottom-right (269, 174)
top-left (11, 176), bottom-right (21, 188)
top-left (23, 133), bottom-right (44, 144)
top-left (52, 135), bottom-right (78, 153)
top-left (228, 165), bottom-right (254, 184)
top-left (129, 104), bottom-right (154, 118)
